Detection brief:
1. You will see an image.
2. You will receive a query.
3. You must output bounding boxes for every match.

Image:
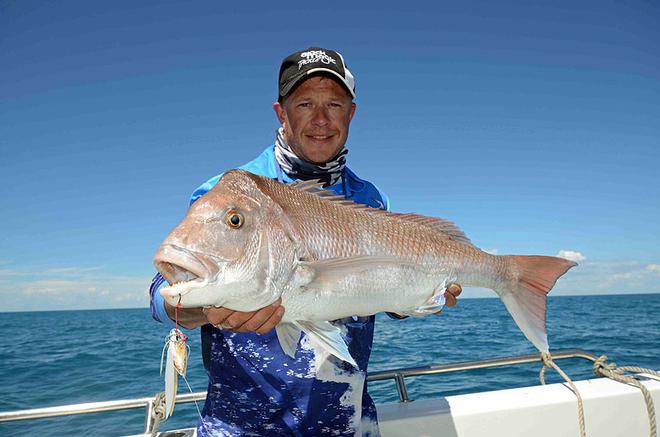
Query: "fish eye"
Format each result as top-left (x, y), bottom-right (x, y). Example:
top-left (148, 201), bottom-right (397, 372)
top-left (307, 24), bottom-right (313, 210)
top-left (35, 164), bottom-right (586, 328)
top-left (225, 210), bottom-right (243, 229)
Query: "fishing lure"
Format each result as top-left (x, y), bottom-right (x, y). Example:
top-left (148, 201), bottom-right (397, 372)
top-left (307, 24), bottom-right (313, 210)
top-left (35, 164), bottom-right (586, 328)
top-left (156, 304), bottom-right (207, 432)
top-left (160, 327), bottom-right (189, 417)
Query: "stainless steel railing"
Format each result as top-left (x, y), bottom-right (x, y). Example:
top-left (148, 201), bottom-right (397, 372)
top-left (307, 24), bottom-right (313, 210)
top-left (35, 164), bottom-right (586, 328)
top-left (367, 348), bottom-right (599, 402)
top-left (0, 348), bottom-right (600, 434)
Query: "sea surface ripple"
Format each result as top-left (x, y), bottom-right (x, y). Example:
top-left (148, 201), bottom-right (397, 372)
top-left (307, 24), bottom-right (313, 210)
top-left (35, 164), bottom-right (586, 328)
top-left (1, 294), bottom-right (658, 436)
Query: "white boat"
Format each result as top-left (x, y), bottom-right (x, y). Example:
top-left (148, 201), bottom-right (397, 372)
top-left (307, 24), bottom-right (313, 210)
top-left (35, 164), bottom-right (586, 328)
top-left (1, 349), bottom-right (658, 437)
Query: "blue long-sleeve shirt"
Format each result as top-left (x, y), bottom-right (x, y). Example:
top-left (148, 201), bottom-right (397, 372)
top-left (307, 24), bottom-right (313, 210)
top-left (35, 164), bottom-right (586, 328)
top-left (150, 145), bottom-right (390, 436)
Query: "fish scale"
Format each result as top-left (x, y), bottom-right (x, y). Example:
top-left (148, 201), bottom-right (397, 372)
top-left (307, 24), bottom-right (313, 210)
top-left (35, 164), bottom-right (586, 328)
top-left (155, 169), bottom-right (577, 365)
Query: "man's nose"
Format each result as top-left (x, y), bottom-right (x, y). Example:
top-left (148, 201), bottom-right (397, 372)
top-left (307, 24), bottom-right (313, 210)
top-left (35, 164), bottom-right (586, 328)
top-left (311, 107), bottom-right (329, 126)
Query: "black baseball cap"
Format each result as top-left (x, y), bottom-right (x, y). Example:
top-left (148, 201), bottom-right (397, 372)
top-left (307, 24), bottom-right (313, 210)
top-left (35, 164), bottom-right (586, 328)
top-left (278, 47), bottom-right (356, 100)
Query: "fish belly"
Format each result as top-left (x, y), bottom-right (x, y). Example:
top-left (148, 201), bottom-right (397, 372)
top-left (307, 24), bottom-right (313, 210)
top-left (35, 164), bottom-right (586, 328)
top-left (281, 263), bottom-right (456, 322)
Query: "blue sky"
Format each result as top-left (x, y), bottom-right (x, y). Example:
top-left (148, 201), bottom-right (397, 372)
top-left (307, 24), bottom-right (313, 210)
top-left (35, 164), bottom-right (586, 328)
top-left (1, 0), bottom-right (659, 311)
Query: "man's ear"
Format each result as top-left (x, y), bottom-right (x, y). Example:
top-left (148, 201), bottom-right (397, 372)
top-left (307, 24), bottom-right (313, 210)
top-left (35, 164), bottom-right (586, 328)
top-left (349, 102), bottom-right (356, 122)
top-left (273, 102), bottom-right (286, 127)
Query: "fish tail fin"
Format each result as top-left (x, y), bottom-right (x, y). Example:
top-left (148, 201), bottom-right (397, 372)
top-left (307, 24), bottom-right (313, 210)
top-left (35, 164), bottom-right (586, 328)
top-left (497, 255), bottom-right (577, 352)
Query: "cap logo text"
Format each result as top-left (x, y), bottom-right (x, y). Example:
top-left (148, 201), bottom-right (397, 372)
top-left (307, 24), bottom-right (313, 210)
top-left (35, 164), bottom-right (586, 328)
top-left (298, 50), bottom-right (337, 70)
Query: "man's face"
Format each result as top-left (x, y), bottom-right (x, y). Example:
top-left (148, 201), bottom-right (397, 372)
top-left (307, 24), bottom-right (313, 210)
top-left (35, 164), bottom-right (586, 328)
top-left (273, 76), bottom-right (356, 164)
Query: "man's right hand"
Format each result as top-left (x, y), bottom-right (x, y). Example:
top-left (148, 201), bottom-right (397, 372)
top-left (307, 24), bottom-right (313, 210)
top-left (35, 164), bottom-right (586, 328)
top-left (165, 299), bottom-right (285, 334)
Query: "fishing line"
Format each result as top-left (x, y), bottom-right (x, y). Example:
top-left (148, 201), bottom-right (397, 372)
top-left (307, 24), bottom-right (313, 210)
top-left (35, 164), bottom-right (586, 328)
top-left (175, 295), bottom-right (182, 330)
top-left (171, 298), bottom-right (212, 436)
top-left (181, 373), bottom-right (212, 436)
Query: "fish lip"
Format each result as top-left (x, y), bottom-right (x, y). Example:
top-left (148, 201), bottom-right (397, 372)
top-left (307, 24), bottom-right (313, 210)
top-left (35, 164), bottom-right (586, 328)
top-left (154, 244), bottom-right (218, 289)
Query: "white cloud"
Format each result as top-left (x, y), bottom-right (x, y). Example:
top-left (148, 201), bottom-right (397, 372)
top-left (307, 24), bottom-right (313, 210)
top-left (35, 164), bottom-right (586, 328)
top-left (484, 248), bottom-right (499, 255)
top-left (0, 264), bottom-right (152, 312)
top-left (646, 264), bottom-right (660, 273)
top-left (557, 250), bottom-right (586, 263)
top-left (43, 266), bottom-right (104, 275)
top-left (548, 259), bottom-right (660, 296)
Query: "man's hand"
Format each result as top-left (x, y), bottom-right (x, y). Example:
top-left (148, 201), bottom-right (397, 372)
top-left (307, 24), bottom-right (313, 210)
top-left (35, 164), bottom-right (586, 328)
top-left (444, 283), bottom-right (462, 308)
top-left (164, 303), bottom-right (207, 329)
top-left (432, 282), bottom-right (462, 315)
top-left (204, 299), bottom-right (285, 334)
top-left (165, 299), bottom-right (285, 334)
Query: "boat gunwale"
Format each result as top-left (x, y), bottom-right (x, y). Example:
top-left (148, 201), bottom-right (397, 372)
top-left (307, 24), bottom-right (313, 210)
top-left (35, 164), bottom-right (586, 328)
top-left (0, 348), bottom-right (600, 430)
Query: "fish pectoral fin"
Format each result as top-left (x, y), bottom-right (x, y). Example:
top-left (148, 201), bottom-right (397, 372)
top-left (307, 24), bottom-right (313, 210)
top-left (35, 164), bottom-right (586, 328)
top-left (275, 323), bottom-right (302, 358)
top-left (399, 283), bottom-right (448, 316)
top-left (300, 256), bottom-right (417, 289)
top-left (296, 320), bottom-right (358, 368)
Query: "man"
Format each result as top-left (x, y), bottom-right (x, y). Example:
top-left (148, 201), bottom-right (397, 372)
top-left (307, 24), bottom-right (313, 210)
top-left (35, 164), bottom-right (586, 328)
top-left (150, 47), bottom-right (461, 436)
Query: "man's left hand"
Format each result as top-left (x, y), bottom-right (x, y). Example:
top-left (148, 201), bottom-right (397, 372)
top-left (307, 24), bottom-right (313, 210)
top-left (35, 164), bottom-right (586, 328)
top-left (431, 282), bottom-right (462, 315)
top-left (444, 283), bottom-right (462, 308)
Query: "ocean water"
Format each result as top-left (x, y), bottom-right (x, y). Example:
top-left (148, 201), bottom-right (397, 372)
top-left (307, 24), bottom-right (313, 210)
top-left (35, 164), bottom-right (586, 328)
top-left (1, 294), bottom-right (658, 436)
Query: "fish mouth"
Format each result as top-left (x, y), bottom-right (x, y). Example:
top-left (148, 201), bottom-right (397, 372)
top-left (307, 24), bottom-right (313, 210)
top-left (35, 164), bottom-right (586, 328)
top-left (154, 244), bottom-right (218, 299)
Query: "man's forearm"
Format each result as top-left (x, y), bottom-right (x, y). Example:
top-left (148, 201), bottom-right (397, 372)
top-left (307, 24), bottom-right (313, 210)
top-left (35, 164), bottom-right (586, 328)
top-left (164, 301), bottom-right (208, 329)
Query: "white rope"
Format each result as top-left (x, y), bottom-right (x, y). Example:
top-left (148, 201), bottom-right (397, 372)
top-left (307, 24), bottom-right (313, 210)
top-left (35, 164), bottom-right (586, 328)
top-left (150, 392), bottom-right (167, 437)
top-left (539, 352), bottom-right (587, 437)
top-left (593, 355), bottom-right (659, 437)
top-left (539, 352), bottom-right (660, 437)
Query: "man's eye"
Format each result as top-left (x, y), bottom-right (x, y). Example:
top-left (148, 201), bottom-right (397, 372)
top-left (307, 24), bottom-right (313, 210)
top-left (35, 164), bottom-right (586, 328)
top-left (298, 102), bottom-right (312, 108)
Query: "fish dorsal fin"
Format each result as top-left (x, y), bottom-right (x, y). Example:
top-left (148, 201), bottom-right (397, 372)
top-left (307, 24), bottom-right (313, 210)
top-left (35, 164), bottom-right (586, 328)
top-left (289, 180), bottom-right (371, 210)
top-left (288, 180), bottom-right (473, 245)
top-left (289, 179), bottom-right (325, 192)
top-left (388, 213), bottom-right (473, 245)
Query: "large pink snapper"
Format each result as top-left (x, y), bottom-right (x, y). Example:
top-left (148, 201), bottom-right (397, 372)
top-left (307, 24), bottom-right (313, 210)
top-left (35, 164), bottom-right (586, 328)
top-left (154, 170), bottom-right (576, 366)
